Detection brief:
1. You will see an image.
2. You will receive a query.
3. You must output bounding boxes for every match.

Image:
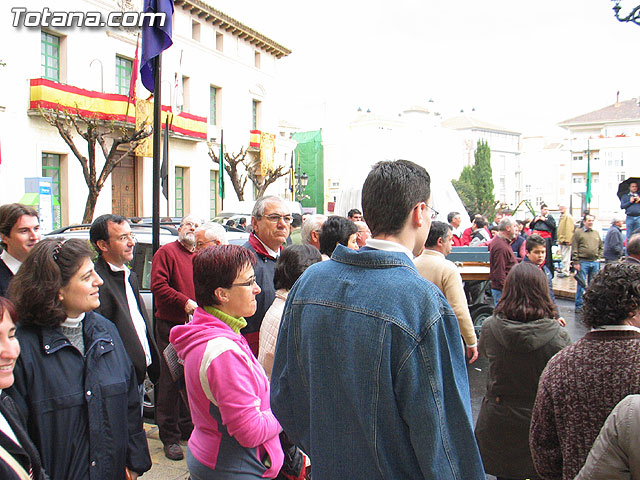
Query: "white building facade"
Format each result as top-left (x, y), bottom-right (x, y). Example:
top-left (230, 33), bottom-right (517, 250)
top-left (0, 0), bottom-right (292, 227)
top-left (558, 98), bottom-right (640, 223)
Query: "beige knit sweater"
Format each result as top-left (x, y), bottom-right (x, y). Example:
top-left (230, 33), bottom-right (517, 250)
top-left (414, 249), bottom-right (477, 347)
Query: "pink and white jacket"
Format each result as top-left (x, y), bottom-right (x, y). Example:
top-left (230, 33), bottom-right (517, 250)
top-left (170, 307), bottom-right (284, 478)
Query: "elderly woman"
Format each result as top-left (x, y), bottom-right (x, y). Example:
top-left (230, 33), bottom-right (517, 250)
top-left (530, 263), bottom-right (640, 480)
top-left (319, 215), bottom-right (358, 259)
top-left (0, 297), bottom-right (47, 480)
top-left (259, 245), bottom-right (322, 379)
top-left (170, 244), bottom-right (283, 479)
top-left (7, 238), bottom-right (151, 480)
top-left (474, 262), bottom-right (571, 480)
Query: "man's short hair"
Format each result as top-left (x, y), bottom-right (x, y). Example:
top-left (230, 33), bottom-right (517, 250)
top-left (628, 234), bottom-right (640, 256)
top-left (425, 221), bottom-right (452, 248)
top-left (252, 196), bottom-right (286, 218)
top-left (447, 211), bottom-right (460, 224)
top-left (498, 216), bottom-right (516, 231)
top-left (347, 208), bottom-right (361, 219)
top-left (473, 217), bottom-right (487, 229)
top-left (526, 233), bottom-right (546, 252)
top-left (0, 203), bottom-right (39, 250)
top-left (361, 160), bottom-right (430, 237)
top-left (90, 214), bottom-right (128, 255)
top-left (291, 213), bottom-right (302, 228)
top-left (195, 221), bottom-right (227, 243)
top-left (301, 214), bottom-right (327, 245)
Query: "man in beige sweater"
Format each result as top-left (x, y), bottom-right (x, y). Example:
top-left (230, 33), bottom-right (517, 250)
top-left (557, 204), bottom-right (575, 277)
top-left (415, 221), bottom-right (478, 363)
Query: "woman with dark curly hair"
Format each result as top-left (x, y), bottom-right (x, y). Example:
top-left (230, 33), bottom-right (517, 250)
top-left (7, 238), bottom-right (151, 480)
top-left (318, 216), bottom-right (358, 259)
top-left (258, 245), bottom-right (322, 379)
top-left (475, 262), bottom-right (571, 480)
top-left (530, 263), bottom-right (640, 480)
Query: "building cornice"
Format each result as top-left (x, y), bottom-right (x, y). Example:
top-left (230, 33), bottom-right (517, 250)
top-left (175, 0), bottom-right (291, 58)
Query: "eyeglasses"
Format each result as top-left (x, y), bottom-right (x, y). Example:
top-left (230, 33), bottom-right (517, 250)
top-left (426, 205), bottom-right (439, 220)
top-left (112, 233), bottom-right (136, 244)
top-left (231, 275), bottom-right (257, 287)
top-left (181, 221), bottom-right (199, 229)
top-left (196, 239), bottom-right (217, 249)
top-left (260, 214), bottom-right (293, 224)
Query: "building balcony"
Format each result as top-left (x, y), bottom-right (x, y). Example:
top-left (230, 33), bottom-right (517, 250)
top-left (27, 78), bottom-right (208, 142)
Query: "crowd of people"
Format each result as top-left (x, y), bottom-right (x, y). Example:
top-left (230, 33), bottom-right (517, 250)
top-left (0, 164), bottom-right (639, 479)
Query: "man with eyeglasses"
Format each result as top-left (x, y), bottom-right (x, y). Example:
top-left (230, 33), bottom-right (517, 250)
top-left (90, 214), bottom-right (160, 413)
top-left (242, 196), bottom-right (291, 356)
top-left (194, 222), bottom-right (228, 251)
top-left (272, 160), bottom-right (484, 479)
top-left (150, 214), bottom-right (201, 460)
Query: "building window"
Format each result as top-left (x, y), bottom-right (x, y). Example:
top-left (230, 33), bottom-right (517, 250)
top-left (254, 51), bottom-right (261, 68)
top-left (209, 86), bottom-right (219, 125)
top-left (182, 76), bottom-right (190, 112)
top-left (42, 153), bottom-right (62, 229)
top-left (216, 32), bottom-right (223, 51)
top-left (572, 155), bottom-right (583, 162)
top-left (115, 55), bottom-right (133, 95)
top-left (192, 21), bottom-right (200, 41)
top-left (41, 31), bottom-right (60, 81)
top-left (252, 99), bottom-right (260, 130)
top-left (573, 175), bottom-right (584, 184)
top-left (175, 167), bottom-right (184, 217)
top-left (210, 170), bottom-right (218, 218)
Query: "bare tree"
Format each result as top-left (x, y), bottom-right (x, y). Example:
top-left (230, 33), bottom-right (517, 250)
top-left (208, 144), bottom-right (290, 201)
top-left (208, 144), bottom-right (248, 201)
top-left (246, 163), bottom-right (289, 199)
top-left (40, 106), bottom-right (151, 223)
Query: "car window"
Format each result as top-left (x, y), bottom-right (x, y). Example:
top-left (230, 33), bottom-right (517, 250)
top-left (132, 243), bottom-right (154, 290)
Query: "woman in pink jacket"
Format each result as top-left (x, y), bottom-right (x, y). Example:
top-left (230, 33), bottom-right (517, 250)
top-left (170, 245), bottom-right (284, 479)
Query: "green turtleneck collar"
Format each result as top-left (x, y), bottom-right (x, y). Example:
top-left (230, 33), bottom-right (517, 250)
top-left (203, 306), bottom-right (247, 334)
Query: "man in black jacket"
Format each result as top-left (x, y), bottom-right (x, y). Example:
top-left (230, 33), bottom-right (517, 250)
top-left (90, 214), bottom-right (160, 406)
top-left (0, 203), bottom-right (41, 296)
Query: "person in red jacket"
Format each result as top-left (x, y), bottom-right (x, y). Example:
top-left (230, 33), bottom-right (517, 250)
top-left (448, 211), bottom-right (464, 246)
top-left (150, 215), bottom-right (200, 461)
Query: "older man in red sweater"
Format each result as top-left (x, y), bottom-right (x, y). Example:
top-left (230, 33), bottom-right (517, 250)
top-left (150, 215), bottom-right (200, 461)
top-left (488, 216), bottom-right (517, 307)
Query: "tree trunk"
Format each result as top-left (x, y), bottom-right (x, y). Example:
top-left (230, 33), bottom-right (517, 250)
top-left (82, 189), bottom-right (100, 224)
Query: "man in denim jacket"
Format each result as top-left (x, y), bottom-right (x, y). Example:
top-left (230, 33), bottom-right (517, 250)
top-left (271, 160), bottom-right (485, 479)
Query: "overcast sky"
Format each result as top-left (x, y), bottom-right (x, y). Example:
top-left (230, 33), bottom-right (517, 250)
top-left (210, 0), bottom-right (640, 136)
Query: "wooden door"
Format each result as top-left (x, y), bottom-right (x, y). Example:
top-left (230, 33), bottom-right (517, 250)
top-left (112, 154), bottom-right (136, 217)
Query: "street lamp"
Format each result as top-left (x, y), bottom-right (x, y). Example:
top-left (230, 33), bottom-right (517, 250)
top-left (611, 0), bottom-right (640, 25)
top-left (295, 172), bottom-right (309, 202)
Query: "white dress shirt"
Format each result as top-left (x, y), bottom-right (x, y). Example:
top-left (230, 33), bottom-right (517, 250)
top-left (365, 238), bottom-right (415, 262)
top-left (0, 250), bottom-right (21, 275)
top-left (108, 263), bottom-right (152, 366)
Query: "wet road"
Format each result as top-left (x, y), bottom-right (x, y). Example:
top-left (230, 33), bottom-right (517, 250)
top-left (467, 298), bottom-right (588, 480)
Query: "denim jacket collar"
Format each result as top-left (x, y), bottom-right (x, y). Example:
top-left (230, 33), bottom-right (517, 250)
top-left (331, 244), bottom-right (417, 270)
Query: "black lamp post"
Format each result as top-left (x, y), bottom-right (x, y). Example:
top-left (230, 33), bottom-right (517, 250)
top-left (611, 0), bottom-right (640, 25)
top-left (295, 172), bottom-right (309, 202)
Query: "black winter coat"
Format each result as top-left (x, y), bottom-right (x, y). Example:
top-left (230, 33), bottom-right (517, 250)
top-left (0, 258), bottom-right (12, 297)
top-left (0, 392), bottom-right (47, 480)
top-left (474, 314), bottom-right (571, 479)
top-left (242, 241), bottom-right (276, 334)
top-left (6, 311), bottom-right (151, 480)
top-left (94, 256), bottom-right (160, 384)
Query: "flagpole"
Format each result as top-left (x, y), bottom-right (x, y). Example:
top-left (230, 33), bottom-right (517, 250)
top-left (152, 54), bottom-right (162, 256)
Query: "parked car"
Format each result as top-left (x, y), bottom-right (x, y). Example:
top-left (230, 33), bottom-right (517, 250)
top-left (46, 222), bottom-right (249, 420)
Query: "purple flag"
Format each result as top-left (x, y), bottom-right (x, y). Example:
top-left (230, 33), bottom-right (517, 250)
top-left (140, 0), bottom-right (174, 92)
